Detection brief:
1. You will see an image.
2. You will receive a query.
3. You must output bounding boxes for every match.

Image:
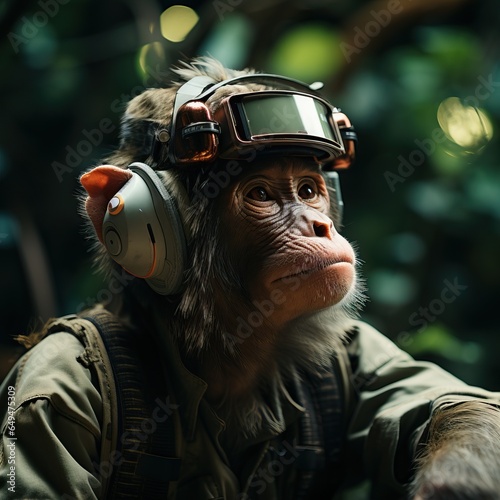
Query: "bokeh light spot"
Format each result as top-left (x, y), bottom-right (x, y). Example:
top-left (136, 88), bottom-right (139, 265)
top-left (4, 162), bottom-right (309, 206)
top-left (368, 270), bottom-right (417, 306)
top-left (437, 97), bottom-right (493, 153)
top-left (160, 5), bottom-right (199, 43)
top-left (268, 24), bottom-right (342, 82)
top-left (137, 41), bottom-right (165, 77)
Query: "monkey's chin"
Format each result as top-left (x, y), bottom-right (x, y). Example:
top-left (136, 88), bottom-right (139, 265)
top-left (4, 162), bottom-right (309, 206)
top-left (294, 261), bottom-right (356, 305)
top-left (262, 262), bottom-right (356, 326)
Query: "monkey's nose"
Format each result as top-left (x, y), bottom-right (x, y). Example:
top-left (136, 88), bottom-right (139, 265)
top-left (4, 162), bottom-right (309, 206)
top-left (313, 220), bottom-right (334, 239)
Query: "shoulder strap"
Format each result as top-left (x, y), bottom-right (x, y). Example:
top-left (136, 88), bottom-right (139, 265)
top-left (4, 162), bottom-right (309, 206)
top-left (78, 305), bottom-right (181, 499)
top-left (334, 341), bottom-right (356, 434)
top-left (291, 361), bottom-right (343, 499)
top-left (44, 311), bottom-right (119, 498)
top-left (44, 305), bottom-right (181, 498)
top-left (291, 341), bottom-right (355, 499)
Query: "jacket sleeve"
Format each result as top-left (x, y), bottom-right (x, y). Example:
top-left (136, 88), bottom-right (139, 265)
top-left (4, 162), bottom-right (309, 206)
top-left (343, 320), bottom-right (500, 498)
top-left (0, 332), bottom-right (103, 500)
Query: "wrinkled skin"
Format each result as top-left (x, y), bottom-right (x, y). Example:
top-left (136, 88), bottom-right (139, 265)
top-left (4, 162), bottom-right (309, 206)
top-left (220, 158), bottom-right (356, 331)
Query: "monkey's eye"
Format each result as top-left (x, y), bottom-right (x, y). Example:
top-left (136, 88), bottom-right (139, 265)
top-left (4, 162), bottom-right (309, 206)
top-left (298, 182), bottom-right (318, 201)
top-left (246, 186), bottom-right (272, 202)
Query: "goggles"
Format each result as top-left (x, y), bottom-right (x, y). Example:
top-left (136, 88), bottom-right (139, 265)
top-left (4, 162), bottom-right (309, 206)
top-left (155, 74), bottom-right (356, 171)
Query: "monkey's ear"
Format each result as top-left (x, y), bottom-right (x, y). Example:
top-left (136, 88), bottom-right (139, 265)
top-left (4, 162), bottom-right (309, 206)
top-left (80, 165), bottom-right (132, 242)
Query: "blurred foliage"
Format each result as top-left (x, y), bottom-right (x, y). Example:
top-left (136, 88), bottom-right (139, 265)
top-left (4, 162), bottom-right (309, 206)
top-left (1, 0), bottom-right (499, 388)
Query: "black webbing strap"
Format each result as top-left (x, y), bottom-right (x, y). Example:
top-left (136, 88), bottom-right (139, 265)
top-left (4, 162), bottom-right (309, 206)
top-left (293, 360), bottom-right (345, 499)
top-left (80, 306), bottom-right (180, 499)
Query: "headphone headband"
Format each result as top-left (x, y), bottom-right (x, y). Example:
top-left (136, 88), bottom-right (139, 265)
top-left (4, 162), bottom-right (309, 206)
top-left (195, 73), bottom-right (324, 100)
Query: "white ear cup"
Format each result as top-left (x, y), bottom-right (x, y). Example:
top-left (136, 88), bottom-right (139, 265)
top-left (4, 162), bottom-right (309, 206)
top-left (102, 162), bottom-right (187, 295)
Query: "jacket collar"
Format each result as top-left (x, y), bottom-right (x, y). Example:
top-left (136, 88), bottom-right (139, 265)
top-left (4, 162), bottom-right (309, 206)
top-left (140, 295), bottom-right (304, 443)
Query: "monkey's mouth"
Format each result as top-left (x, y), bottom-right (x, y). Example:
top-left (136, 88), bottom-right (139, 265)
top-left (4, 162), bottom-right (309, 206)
top-left (272, 256), bottom-right (354, 283)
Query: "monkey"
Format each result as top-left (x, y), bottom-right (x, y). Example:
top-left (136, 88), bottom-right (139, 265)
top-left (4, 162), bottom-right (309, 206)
top-left (1, 56), bottom-right (500, 499)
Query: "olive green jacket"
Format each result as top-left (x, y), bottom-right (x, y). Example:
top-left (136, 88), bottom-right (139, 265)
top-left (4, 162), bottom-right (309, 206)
top-left (0, 314), bottom-right (498, 499)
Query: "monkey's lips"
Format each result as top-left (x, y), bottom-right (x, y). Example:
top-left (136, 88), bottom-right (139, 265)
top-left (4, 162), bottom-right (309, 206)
top-left (270, 253), bottom-right (355, 284)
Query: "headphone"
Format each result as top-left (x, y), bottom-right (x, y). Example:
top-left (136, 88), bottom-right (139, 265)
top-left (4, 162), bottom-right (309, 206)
top-left (101, 74), bottom-right (356, 295)
top-left (102, 162), bottom-right (187, 295)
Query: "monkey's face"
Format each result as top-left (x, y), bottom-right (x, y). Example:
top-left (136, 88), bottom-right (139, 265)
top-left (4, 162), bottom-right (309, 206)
top-left (220, 158), bottom-right (356, 330)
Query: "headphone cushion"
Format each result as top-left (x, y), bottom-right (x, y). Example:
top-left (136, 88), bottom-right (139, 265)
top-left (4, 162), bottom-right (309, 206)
top-left (102, 162), bottom-right (187, 295)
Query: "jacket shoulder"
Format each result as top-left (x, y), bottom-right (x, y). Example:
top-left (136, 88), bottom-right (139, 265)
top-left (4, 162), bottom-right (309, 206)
top-left (343, 319), bottom-right (412, 381)
top-left (2, 331), bottom-right (102, 437)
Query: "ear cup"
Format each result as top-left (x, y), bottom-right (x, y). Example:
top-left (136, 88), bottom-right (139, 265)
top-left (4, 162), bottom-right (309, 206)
top-left (322, 170), bottom-right (344, 227)
top-left (102, 162), bottom-right (187, 295)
